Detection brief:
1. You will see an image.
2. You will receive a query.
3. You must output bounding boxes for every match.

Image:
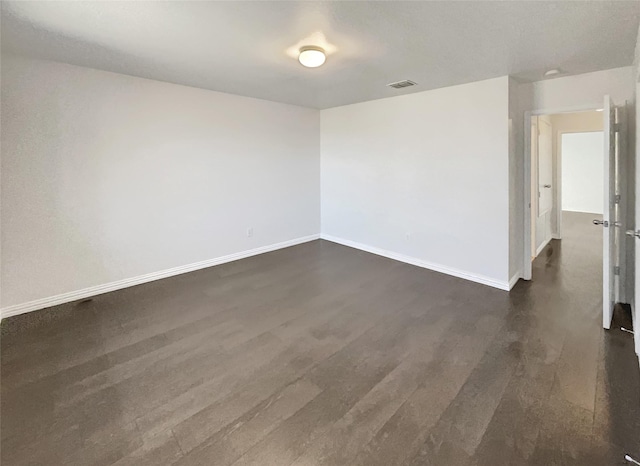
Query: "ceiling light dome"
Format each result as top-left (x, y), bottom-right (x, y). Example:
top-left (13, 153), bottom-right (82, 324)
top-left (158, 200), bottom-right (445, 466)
top-left (298, 46), bottom-right (326, 68)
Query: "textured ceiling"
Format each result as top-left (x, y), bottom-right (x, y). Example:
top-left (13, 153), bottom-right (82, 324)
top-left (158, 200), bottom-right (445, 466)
top-left (2, 1), bottom-right (639, 109)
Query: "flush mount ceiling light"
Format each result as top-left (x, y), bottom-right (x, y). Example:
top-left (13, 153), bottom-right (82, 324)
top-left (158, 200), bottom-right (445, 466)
top-left (544, 68), bottom-right (561, 77)
top-left (298, 46), bottom-right (326, 68)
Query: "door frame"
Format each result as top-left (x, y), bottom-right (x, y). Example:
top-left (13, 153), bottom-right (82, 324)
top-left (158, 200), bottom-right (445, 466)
top-left (523, 104), bottom-right (602, 280)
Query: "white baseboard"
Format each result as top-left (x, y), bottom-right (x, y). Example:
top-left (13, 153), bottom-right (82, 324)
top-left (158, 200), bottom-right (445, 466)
top-left (320, 234), bottom-right (511, 291)
top-left (0, 234), bottom-right (320, 320)
top-left (633, 304), bottom-right (640, 361)
top-left (508, 270), bottom-right (522, 290)
top-left (535, 236), bottom-right (553, 257)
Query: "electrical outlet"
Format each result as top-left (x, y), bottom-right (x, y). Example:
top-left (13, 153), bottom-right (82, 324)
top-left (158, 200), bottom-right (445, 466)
top-left (247, 227), bottom-right (254, 238)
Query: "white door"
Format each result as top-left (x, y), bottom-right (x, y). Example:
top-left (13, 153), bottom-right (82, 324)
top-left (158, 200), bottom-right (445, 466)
top-left (530, 118), bottom-right (538, 257)
top-left (538, 117), bottom-right (553, 216)
top-left (632, 84), bottom-right (640, 355)
top-left (600, 95), bottom-right (621, 329)
top-left (535, 116), bottom-right (553, 255)
top-left (615, 104), bottom-right (627, 306)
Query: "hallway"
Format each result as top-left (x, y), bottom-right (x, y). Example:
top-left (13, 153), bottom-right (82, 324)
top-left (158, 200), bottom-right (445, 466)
top-left (1, 214), bottom-right (639, 465)
top-left (515, 210), bottom-right (640, 464)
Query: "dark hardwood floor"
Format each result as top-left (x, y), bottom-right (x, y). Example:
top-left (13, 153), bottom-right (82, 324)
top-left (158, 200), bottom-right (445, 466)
top-left (2, 211), bottom-right (639, 465)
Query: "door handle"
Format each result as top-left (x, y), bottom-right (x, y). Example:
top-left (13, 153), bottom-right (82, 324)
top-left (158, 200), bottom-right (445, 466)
top-left (593, 219), bottom-right (609, 227)
top-left (626, 230), bottom-right (640, 238)
top-left (543, 184), bottom-right (552, 188)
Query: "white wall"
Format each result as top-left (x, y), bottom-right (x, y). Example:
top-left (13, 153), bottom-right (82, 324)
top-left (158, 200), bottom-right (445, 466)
top-left (561, 132), bottom-right (604, 214)
top-left (509, 77), bottom-right (525, 282)
top-left (523, 66), bottom-right (635, 111)
top-left (321, 77), bottom-right (511, 289)
top-left (550, 111), bottom-right (604, 135)
top-left (1, 55), bottom-right (320, 310)
top-left (527, 69), bottom-right (636, 285)
top-left (550, 111), bottom-right (604, 234)
top-left (517, 66), bottom-right (636, 282)
top-left (3, 54), bottom-right (636, 316)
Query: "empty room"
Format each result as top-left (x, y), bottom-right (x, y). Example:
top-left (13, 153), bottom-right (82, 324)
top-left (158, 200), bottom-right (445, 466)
top-left (2, 1), bottom-right (640, 465)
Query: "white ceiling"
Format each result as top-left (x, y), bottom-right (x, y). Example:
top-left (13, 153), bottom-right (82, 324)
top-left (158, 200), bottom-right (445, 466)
top-left (2, 1), bottom-right (640, 109)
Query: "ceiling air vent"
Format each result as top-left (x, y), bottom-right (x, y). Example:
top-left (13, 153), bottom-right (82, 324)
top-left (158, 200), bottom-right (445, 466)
top-left (387, 80), bottom-right (417, 89)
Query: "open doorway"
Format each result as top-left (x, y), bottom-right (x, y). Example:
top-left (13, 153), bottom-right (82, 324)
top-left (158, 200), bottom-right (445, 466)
top-left (530, 110), bottom-right (604, 260)
top-left (524, 98), bottom-right (631, 330)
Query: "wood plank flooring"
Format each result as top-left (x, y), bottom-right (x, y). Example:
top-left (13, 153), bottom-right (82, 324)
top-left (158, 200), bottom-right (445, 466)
top-left (2, 211), bottom-right (639, 465)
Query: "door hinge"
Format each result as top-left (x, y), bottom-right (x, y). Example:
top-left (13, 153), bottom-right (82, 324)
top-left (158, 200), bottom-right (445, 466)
top-left (614, 266), bottom-right (621, 276)
top-left (615, 194), bottom-right (621, 204)
top-left (614, 122), bottom-right (622, 132)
